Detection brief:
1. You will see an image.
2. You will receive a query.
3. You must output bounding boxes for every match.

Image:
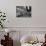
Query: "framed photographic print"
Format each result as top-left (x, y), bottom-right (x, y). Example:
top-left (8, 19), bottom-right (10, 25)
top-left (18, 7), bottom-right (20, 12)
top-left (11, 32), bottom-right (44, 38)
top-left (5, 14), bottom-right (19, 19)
top-left (15, 0), bottom-right (32, 27)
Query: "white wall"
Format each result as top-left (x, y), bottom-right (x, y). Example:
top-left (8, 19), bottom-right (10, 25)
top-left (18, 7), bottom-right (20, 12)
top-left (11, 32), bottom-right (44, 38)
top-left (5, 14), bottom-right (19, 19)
top-left (0, 0), bottom-right (46, 46)
top-left (0, 0), bottom-right (46, 27)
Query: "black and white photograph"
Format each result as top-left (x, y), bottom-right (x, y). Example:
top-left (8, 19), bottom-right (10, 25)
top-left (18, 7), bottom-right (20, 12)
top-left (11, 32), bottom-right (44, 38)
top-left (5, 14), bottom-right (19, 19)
top-left (16, 6), bottom-right (32, 17)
